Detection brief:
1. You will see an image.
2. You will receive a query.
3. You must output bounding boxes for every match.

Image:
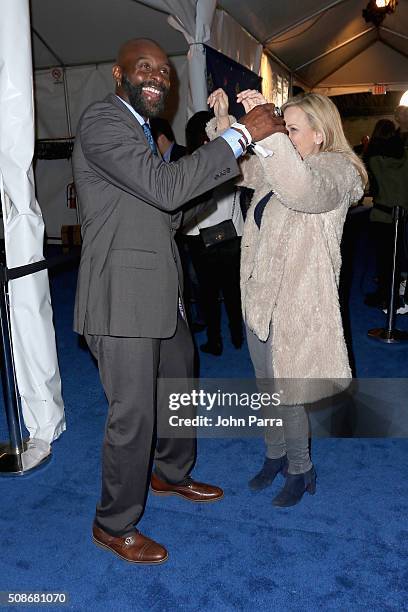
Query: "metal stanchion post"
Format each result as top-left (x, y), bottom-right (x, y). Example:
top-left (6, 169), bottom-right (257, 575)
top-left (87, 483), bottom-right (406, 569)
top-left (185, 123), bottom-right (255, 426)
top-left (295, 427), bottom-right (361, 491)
top-left (368, 206), bottom-right (408, 343)
top-left (0, 251), bottom-right (77, 475)
top-left (0, 263), bottom-right (51, 474)
top-left (0, 263), bottom-right (24, 472)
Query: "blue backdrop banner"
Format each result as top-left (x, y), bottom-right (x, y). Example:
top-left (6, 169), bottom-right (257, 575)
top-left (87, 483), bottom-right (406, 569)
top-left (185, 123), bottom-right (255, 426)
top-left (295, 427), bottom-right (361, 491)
top-left (205, 46), bottom-right (262, 120)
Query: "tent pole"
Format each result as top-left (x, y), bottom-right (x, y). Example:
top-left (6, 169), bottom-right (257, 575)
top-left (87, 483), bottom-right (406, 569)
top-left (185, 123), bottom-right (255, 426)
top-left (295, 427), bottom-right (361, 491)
top-left (264, 0), bottom-right (351, 44)
top-left (380, 26), bottom-right (408, 42)
top-left (62, 69), bottom-right (73, 138)
top-left (32, 28), bottom-right (73, 138)
top-left (378, 37), bottom-right (408, 62)
top-left (32, 27), bottom-right (77, 221)
top-left (310, 38), bottom-right (377, 89)
top-left (295, 27), bottom-right (375, 71)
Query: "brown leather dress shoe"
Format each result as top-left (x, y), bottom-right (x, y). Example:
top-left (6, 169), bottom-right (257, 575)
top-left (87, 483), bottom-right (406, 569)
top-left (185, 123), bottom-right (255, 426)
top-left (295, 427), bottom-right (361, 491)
top-left (151, 473), bottom-right (224, 502)
top-left (92, 523), bottom-right (168, 564)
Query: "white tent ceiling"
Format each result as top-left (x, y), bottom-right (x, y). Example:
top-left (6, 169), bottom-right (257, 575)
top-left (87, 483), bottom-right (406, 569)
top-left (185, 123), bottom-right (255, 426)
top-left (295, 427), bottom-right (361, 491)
top-left (30, 0), bottom-right (408, 93)
top-left (31, 0), bottom-right (188, 68)
top-left (220, 0), bottom-right (408, 93)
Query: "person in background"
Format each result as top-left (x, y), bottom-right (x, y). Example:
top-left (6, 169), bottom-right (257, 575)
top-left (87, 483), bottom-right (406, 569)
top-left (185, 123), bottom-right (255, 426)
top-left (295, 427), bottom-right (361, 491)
top-left (182, 111), bottom-right (245, 356)
top-left (394, 105), bottom-right (408, 148)
top-left (353, 134), bottom-right (370, 157)
top-left (150, 117), bottom-right (205, 332)
top-left (208, 87), bottom-right (366, 506)
top-left (364, 118), bottom-right (408, 312)
top-left (150, 117), bottom-right (186, 161)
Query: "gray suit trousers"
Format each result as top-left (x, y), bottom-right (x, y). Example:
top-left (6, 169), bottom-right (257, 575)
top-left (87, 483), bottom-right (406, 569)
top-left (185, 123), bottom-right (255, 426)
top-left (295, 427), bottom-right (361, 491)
top-left (86, 314), bottom-right (196, 536)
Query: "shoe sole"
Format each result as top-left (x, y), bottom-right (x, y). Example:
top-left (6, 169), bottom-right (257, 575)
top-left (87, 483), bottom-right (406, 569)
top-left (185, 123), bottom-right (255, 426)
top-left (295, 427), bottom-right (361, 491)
top-left (150, 488), bottom-right (224, 503)
top-left (93, 537), bottom-right (169, 564)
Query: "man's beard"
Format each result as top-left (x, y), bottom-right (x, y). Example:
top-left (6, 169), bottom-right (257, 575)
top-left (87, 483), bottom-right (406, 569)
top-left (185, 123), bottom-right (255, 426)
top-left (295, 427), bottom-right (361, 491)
top-left (121, 74), bottom-right (168, 118)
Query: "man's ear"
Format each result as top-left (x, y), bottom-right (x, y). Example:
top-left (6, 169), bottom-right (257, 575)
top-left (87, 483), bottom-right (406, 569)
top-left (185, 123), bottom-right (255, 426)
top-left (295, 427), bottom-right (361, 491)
top-left (112, 64), bottom-right (122, 87)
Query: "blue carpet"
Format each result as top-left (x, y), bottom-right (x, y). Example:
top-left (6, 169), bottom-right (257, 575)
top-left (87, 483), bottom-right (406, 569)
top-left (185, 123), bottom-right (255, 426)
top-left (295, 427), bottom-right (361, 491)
top-left (0, 214), bottom-right (407, 611)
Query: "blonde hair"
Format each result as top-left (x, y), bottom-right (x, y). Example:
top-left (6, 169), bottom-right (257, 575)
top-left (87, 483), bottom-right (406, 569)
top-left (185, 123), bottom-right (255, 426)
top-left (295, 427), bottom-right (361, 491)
top-left (282, 93), bottom-right (368, 186)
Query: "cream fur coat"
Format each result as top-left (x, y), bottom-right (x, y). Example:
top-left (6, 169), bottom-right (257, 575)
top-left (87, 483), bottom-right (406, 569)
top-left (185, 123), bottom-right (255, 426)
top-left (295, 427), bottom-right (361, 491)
top-left (207, 118), bottom-right (364, 403)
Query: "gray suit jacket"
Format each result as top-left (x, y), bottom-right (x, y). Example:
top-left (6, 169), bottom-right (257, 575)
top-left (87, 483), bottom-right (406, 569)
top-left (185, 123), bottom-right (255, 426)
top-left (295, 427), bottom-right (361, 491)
top-left (73, 93), bottom-right (239, 338)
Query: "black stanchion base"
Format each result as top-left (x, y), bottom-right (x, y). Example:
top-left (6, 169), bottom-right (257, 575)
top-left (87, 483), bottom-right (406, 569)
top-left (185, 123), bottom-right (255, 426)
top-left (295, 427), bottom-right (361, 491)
top-left (0, 445), bottom-right (23, 473)
top-left (0, 440), bottom-right (51, 476)
top-left (368, 328), bottom-right (408, 343)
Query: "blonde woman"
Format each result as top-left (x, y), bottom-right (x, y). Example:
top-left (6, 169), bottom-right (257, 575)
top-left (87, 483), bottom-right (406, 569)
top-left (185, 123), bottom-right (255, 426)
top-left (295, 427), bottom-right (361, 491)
top-left (207, 89), bottom-right (367, 506)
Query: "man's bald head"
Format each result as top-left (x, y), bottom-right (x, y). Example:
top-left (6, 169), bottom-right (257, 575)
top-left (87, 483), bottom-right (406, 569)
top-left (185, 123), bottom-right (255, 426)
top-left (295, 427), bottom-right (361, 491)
top-left (112, 38), bottom-right (171, 119)
top-left (116, 38), bottom-right (167, 68)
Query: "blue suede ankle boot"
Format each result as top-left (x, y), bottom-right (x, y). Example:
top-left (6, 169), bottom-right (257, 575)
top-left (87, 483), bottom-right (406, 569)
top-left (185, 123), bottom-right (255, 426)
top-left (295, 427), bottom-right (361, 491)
top-left (248, 455), bottom-right (288, 491)
top-left (272, 466), bottom-right (316, 507)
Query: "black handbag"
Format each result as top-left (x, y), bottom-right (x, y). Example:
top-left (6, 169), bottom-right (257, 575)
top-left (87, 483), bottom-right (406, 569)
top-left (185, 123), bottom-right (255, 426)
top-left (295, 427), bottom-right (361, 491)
top-left (199, 189), bottom-right (238, 248)
top-left (199, 219), bottom-right (237, 247)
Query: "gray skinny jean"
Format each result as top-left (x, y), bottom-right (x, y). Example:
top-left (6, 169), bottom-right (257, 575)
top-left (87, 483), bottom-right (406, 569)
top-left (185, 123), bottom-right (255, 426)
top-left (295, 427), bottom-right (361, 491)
top-left (246, 326), bottom-right (313, 475)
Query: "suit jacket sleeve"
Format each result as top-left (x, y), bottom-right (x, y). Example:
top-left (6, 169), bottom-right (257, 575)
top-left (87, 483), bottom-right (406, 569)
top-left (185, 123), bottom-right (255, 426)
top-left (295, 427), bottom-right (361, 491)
top-left (181, 189), bottom-right (215, 227)
top-left (205, 115), bottom-right (261, 192)
top-left (78, 102), bottom-right (239, 213)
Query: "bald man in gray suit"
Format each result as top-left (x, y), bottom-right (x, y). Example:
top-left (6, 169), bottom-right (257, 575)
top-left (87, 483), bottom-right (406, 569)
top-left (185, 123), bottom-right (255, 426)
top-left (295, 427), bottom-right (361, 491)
top-left (73, 37), bottom-right (286, 564)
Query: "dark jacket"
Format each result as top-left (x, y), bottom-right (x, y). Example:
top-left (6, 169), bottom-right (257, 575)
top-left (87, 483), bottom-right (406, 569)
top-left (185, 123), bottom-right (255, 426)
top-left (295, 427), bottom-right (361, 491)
top-left (73, 93), bottom-right (239, 337)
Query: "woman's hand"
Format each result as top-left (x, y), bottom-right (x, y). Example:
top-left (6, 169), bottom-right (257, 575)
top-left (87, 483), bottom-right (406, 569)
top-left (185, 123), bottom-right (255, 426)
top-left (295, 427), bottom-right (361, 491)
top-left (208, 88), bottom-right (229, 117)
top-left (237, 90), bottom-right (268, 114)
top-left (207, 88), bottom-right (231, 132)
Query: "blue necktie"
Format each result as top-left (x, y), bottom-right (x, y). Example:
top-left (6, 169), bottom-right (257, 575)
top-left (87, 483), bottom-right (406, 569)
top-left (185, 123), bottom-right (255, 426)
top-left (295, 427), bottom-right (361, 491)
top-left (142, 122), bottom-right (158, 156)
